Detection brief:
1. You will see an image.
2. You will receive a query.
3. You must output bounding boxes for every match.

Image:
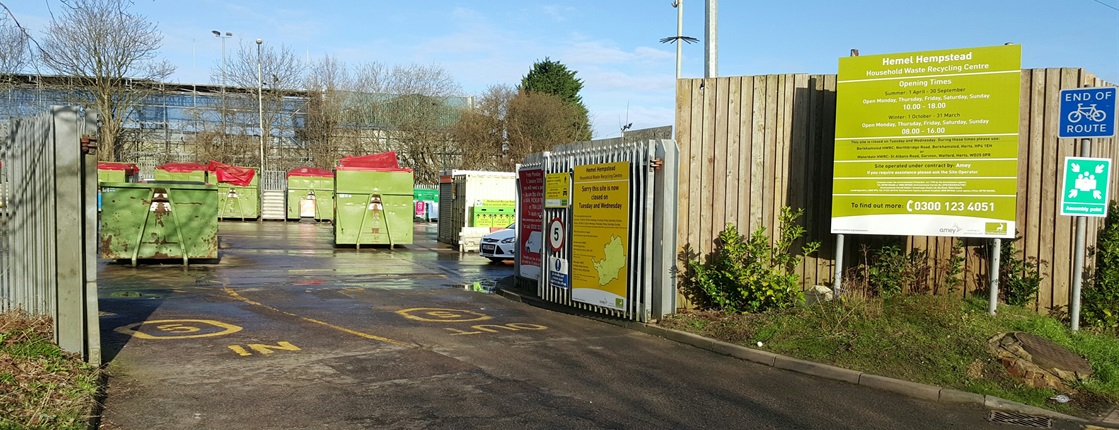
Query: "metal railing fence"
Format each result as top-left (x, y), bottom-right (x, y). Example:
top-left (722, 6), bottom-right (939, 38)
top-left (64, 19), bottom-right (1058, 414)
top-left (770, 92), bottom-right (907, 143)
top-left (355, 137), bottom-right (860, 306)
top-left (516, 139), bottom-right (678, 322)
top-left (0, 106), bottom-right (101, 364)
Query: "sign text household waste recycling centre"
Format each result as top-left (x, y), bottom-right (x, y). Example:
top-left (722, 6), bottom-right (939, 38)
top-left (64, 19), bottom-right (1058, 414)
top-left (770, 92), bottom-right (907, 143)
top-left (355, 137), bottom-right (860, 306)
top-left (831, 45), bottom-right (1021, 238)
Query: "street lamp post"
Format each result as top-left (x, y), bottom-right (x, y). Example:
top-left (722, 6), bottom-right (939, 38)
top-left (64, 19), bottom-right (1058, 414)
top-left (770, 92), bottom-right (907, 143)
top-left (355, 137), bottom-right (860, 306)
top-left (660, 1), bottom-right (698, 81)
top-left (212, 30), bottom-right (232, 140)
top-left (256, 38), bottom-right (264, 174)
top-left (673, 0), bottom-right (683, 80)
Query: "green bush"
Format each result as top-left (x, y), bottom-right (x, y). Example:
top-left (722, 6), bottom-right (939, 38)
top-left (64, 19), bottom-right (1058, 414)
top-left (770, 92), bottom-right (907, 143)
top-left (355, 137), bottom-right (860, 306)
top-left (1086, 201), bottom-right (1119, 330)
top-left (868, 245), bottom-right (905, 297)
top-left (684, 207), bottom-right (819, 313)
top-left (998, 239), bottom-right (1042, 307)
top-left (943, 239), bottom-right (965, 294)
top-left (844, 242), bottom-right (934, 297)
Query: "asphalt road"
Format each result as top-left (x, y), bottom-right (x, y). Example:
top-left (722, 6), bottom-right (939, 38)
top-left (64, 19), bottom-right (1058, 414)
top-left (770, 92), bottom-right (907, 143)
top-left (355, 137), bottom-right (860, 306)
top-left (96, 221), bottom-right (1075, 429)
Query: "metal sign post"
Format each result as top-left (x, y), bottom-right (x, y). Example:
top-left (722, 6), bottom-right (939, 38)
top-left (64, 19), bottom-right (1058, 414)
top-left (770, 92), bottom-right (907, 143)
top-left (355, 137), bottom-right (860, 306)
top-left (1058, 87), bottom-right (1117, 331)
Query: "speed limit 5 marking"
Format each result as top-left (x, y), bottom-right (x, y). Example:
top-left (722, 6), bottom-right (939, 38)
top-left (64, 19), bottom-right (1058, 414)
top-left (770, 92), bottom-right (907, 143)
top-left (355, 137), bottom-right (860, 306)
top-left (548, 217), bottom-right (565, 252)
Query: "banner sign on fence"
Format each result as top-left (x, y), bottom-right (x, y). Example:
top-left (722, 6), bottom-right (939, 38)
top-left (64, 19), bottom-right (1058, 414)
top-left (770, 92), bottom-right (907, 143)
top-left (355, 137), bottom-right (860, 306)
top-left (518, 168), bottom-right (544, 280)
top-left (545, 172), bottom-right (571, 208)
top-left (548, 256), bottom-right (569, 289)
top-left (831, 44), bottom-right (1022, 238)
top-left (571, 161), bottom-right (630, 310)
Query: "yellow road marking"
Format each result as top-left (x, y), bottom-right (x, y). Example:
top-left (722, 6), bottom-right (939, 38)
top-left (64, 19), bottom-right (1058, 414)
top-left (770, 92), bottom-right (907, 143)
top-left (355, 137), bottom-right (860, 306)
top-left (222, 286), bottom-right (411, 347)
top-left (115, 319), bottom-right (242, 339)
top-left (248, 341), bottom-right (301, 354)
top-left (396, 308), bottom-right (492, 323)
top-left (228, 345), bottom-right (252, 356)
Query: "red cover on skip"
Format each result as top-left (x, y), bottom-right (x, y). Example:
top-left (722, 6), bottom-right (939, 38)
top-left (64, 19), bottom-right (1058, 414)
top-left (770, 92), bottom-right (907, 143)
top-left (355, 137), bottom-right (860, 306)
top-left (337, 151), bottom-right (411, 172)
top-left (207, 161), bottom-right (256, 186)
top-left (287, 167), bottom-right (334, 178)
top-left (155, 162), bottom-right (207, 173)
top-left (97, 162), bottom-right (139, 174)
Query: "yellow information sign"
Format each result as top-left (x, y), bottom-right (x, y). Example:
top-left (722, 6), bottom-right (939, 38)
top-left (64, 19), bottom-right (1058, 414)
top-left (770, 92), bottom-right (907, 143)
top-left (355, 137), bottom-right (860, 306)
top-left (571, 162), bottom-right (630, 311)
top-left (545, 172), bottom-right (571, 208)
top-left (832, 45), bottom-right (1021, 238)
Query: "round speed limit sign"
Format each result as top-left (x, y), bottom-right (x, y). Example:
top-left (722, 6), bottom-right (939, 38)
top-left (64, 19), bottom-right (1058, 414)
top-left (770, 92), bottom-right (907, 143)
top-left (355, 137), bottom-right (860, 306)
top-left (548, 218), bottom-right (565, 252)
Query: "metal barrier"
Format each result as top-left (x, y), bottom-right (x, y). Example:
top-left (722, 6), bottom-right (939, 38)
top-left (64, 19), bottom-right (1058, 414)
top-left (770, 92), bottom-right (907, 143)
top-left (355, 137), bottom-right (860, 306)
top-left (0, 106), bottom-right (101, 364)
top-left (516, 139), bottom-right (679, 322)
top-left (260, 170), bottom-right (286, 192)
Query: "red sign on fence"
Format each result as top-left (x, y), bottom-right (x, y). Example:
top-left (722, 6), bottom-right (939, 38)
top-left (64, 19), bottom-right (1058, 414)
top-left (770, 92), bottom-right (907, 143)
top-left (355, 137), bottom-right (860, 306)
top-left (518, 168), bottom-right (544, 280)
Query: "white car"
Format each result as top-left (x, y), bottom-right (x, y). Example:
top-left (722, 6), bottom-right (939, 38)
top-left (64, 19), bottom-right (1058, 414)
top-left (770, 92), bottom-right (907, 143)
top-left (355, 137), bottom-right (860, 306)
top-left (479, 224), bottom-right (516, 262)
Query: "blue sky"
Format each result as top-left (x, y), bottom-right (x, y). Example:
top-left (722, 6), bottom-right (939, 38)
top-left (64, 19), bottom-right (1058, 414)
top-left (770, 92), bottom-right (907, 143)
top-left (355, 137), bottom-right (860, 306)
top-left (9, 0), bottom-right (1119, 138)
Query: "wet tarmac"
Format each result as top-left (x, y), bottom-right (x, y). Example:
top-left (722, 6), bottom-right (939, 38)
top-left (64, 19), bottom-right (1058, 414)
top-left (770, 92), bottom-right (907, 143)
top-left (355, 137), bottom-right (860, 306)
top-left (96, 221), bottom-right (1062, 429)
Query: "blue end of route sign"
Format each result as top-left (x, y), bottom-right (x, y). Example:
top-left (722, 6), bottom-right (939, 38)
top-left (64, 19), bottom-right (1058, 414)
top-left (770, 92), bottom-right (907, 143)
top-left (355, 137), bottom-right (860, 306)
top-left (1059, 87), bottom-right (1117, 138)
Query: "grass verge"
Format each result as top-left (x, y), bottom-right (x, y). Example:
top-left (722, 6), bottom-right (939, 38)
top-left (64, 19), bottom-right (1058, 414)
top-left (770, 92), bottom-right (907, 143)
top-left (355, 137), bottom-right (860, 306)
top-left (0, 311), bottom-right (100, 429)
top-left (657, 295), bottom-right (1119, 418)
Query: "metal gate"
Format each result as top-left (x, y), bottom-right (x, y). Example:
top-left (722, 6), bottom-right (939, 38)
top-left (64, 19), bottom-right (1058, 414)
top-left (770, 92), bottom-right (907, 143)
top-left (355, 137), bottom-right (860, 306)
top-left (0, 106), bottom-right (101, 364)
top-left (515, 139), bottom-right (679, 322)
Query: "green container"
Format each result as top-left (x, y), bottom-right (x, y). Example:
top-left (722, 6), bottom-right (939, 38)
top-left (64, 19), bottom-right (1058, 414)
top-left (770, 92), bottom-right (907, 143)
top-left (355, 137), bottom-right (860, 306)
top-left (154, 169), bottom-right (207, 183)
top-left (413, 188), bottom-right (439, 202)
top-left (472, 205), bottom-right (515, 228)
top-left (287, 175), bottom-right (335, 220)
top-left (216, 173), bottom-right (260, 220)
top-left (99, 182), bottom-right (219, 266)
top-left (491, 206), bottom-right (516, 228)
top-left (97, 169), bottom-right (127, 184)
top-left (334, 169), bottom-right (414, 247)
top-left (413, 188), bottom-right (438, 222)
top-left (472, 206), bottom-right (494, 227)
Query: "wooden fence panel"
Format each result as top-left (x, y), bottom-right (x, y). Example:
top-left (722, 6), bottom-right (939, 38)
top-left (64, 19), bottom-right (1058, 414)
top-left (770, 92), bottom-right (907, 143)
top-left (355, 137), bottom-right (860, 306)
top-left (675, 78), bottom-right (692, 260)
top-left (687, 79), bottom-right (703, 256)
top-left (725, 77), bottom-right (742, 235)
top-left (736, 78), bottom-right (753, 234)
top-left (700, 79), bottom-right (717, 252)
top-left (676, 68), bottom-right (1118, 311)
top-left (749, 76), bottom-right (767, 235)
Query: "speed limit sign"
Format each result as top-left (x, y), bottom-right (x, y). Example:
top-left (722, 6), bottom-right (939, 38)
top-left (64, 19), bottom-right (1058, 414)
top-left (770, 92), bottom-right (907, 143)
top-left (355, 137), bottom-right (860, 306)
top-left (548, 218), bottom-right (565, 252)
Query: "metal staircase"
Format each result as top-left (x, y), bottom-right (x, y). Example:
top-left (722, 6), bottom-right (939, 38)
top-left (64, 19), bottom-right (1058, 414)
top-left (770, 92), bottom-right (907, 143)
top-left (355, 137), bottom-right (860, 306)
top-left (261, 189), bottom-right (286, 220)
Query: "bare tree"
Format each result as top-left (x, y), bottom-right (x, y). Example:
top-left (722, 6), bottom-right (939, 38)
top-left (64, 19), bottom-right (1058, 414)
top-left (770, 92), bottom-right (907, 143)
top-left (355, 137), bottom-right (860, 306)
top-left (0, 11), bottom-right (30, 120)
top-left (298, 60), bottom-right (464, 181)
top-left (212, 40), bottom-right (303, 170)
top-left (299, 54), bottom-right (356, 167)
top-left (452, 87), bottom-right (584, 171)
top-left (451, 85), bottom-right (514, 170)
top-left (37, 0), bottom-right (174, 161)
top-left (0, 13), bottom-right (28, 77)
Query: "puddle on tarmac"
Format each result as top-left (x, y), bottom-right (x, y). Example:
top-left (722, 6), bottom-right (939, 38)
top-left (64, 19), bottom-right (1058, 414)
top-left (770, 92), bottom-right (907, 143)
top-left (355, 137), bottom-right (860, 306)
top-left (109, 291), bottom-right (161, 299)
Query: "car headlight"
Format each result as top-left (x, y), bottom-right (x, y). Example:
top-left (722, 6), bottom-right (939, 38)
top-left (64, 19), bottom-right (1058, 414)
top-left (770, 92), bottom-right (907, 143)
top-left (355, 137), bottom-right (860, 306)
top-left (501, 237), bottom-right (515, 244)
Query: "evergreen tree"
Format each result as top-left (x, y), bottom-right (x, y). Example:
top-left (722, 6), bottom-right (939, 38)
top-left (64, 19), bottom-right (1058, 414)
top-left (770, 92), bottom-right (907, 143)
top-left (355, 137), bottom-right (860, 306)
top-left (519, 58), bottom-right (592, 141)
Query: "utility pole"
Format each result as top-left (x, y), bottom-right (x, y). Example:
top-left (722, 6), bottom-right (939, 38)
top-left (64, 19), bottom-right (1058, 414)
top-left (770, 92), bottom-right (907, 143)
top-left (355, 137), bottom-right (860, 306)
top-left (212, 30), bottom-right (232, 142)
top-left (674, 0), bottom-right (683, 80)
top-left (660, 1), bottom-right (698, 81)
top-left (256, 38), bottom-right (265, 175)
top-left (704, 0), bottom-right (717, 78)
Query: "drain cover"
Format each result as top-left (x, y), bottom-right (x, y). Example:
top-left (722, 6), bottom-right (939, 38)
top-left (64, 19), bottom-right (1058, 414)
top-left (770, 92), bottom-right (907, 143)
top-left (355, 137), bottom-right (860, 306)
top-left (987, 410), bottom-right (1052, 428)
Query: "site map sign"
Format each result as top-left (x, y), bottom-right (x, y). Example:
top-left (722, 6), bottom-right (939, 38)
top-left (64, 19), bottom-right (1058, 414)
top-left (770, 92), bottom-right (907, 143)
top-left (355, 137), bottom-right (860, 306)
top-left (831, 45), bottom-right (1022, 238)
top-left (571, 162), bottom-right (630, 311)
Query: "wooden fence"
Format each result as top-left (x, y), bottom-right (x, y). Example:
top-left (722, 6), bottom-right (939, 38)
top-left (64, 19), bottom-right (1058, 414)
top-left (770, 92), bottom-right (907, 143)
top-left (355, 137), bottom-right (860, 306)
top-left (675, 68), bottom-right (1119, 312)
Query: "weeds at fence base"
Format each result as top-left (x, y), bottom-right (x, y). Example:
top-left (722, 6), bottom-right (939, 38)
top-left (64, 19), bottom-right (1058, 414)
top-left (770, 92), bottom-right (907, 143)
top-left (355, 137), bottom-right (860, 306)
top-left (0, 311), bottom-right (101, 430)
top-left (660, 295), bottom-right (1119, 418)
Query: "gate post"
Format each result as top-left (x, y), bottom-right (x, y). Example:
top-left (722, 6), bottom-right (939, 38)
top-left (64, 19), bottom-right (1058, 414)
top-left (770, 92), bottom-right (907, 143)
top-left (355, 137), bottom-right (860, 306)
top-left (51, 106), bottom-right (101, 364)
top-left (652, 139), bottom-right (680, 319)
